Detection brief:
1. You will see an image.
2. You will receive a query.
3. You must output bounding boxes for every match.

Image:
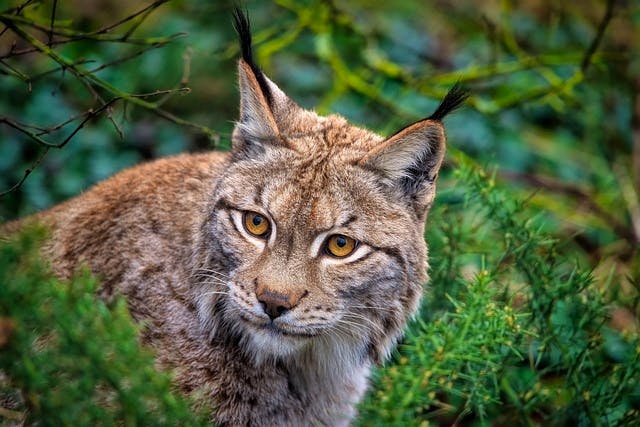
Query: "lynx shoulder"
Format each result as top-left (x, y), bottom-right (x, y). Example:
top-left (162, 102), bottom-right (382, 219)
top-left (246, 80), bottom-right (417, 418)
top-left (3, 9), bottom-right (466, 426)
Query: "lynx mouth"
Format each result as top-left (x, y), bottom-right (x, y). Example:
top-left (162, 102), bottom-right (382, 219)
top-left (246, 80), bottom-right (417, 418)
top-left (239, 314), bottom-right (317, 338)
top-left (263, 322), bottom-right (315, 337)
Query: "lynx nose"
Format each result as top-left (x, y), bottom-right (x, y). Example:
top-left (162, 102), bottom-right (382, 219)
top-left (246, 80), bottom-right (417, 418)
top-left (257, 290), bottom-right (293, 320)
top-left (256, 289), bottom-right (305, 320)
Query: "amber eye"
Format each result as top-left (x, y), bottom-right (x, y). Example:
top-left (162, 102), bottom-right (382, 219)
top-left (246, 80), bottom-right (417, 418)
top-left (243, 211), bottom-right (270, 238)
top-left (325, 234), bottom-right (357, 258)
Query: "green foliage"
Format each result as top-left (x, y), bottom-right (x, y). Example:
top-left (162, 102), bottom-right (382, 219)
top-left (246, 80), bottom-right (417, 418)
top-left (0, 227), bottom-right (210, 426)
top-left (1, 0), bottom-right (639, 425)
top-left (358, 152), bottom-right (640, 425)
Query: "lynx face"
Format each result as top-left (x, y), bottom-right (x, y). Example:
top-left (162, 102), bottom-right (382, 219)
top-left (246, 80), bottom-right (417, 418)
top-left (199, 118), bottom-right (429, 364)
top-left (190, 67), bottom-right (464, 373)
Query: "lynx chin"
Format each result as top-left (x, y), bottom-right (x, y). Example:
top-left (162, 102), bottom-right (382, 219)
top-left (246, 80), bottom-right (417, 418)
top-left (3, 8), bottom-right (467, 426)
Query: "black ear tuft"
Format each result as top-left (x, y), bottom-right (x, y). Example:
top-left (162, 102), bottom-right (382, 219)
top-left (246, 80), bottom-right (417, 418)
top-left (232, 7), bottom-right (273, 105)
top-left (427, 83), bottom-right (469, 121)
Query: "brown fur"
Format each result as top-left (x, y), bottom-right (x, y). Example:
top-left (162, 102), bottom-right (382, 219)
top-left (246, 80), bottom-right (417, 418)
top-left (1, 14), bottom-right (462, 425)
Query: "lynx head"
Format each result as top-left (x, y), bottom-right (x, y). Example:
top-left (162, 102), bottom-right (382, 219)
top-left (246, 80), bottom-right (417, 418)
top-left (194, 10), bottom-right (466, 368)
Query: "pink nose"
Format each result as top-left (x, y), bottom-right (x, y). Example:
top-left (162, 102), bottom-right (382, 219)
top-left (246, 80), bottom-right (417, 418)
top-left (256, 288), bottom-right (307, 320)
top-left (256, 290), bottom-right (294, 320)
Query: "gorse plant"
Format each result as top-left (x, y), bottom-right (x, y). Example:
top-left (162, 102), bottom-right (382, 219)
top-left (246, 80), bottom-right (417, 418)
top-left (358, 150), bottom-right (640, 426)
top-left (0, 227), bottom-right (209, 426)
top-left (2, 154), bottom-right (638, 425)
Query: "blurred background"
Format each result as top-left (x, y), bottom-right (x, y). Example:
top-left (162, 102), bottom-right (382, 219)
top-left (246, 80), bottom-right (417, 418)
top-left (2, 0), bottom-right (638, 291)
top-left (1, 0), bottom-right (639, 424)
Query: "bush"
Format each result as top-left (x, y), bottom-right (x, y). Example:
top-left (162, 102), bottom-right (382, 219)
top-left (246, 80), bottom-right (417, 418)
top-left (0, 227), bottom-right (209, 426)
top-left (357, 150), bottom-right (640, 425)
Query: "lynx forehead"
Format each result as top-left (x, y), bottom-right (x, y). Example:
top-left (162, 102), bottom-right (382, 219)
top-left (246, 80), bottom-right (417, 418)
top-left (4, 8), bottom-right (466, 426)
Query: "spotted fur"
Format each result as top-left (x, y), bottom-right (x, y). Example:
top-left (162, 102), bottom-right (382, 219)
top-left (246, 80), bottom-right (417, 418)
top-left (3, 10), bottom-right (464, 426)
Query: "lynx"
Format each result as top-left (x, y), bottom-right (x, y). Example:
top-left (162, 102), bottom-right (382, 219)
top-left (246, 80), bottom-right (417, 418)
top-left (3, 9), bottom-right (466, 426)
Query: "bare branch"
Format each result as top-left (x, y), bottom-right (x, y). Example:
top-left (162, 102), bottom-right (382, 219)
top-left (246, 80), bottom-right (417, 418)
top-left (86, 42), bottom-right (167, 74)
top-left (0, 32), bottom-right (184, 59)
top-left (581, 0), bottom-right (616, 73)
top-left (0, 13), bottom-right (185, 46)
top-left (0, 147), bottom-right (49, 198)
top-left (0, 58), bottom-right (30, 82)
top-left (0, 0), bottom-right (218, 197)
top-left (48, 0), bottom-right (57, 46)
top-left (90, 0), bottom-right (171, 37)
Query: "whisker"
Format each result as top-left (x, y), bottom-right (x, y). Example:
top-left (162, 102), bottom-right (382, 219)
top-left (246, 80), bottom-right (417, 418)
top-left (198, 278), bottom-right (229, 286)
top-left (328, 324), bottom-right (367, 346)
top-left (349, 304), bottom-right (396, 313)
top-left (200, 291), bottom-right (230, 297)
top-left (191, 268), bottom-right (230, 279)
top-left (192, 273), bottom-right (230, 282)
top-left (333, 319), bottom-right (369, 336)
top-left (345, 311), bottom-right (382, 326)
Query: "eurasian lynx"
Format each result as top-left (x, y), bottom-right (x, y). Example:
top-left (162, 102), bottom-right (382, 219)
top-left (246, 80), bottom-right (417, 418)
top-left (4, 9), bottom-right (466, 426)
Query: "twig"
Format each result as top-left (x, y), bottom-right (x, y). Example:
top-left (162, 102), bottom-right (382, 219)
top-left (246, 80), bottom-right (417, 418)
top-left (0, 58), bottom-right (30, 82)
top-left (0, 110), bottom-right (88, 135)
top-left (106, 104), bottom-right (124, 140)
top-left (1, 117), bottom-right (55, 147)
top-left (89, 0), bottom-right (171, 37)
top-left (86, 42), bottom-right (167, 74)
top-left (0, 32), bottom-right (184, 59)
top-left (1, 0), bottom-right (37, 15)
top-left (35, 110), bottom-right (90, 135)
top-left (0, 98), bottom-right (124, 197)
top-left (1, 86), bottom-right (193, 147)
top-left (28, 58), bottom-right (95, 82)
top-left (4, 17), bottom-right (211, 143)
top-left (0, 0), bottom-right (220, 197)
top-left (156, 47), bottom-right (192, 107)
top-left (152, 108), bottom-right (219, 143)
top-left (0, 98), bottom-right (120, 149)
top-left (0, 146), bottom-right (49, 198)
top-left (1, 18), bottom-right (157, 110)
top-left (48, 0), bottom-right (57, 46)
top-left (0, 13), bottom-right (185, 46)
top-left (581, 0), bottom-right (616, 73)
top-left (122, 2), bottom-right (157, 40)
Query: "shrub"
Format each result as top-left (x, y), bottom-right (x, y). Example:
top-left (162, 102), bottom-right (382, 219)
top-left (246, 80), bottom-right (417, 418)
top-left (0, 226), bottom-right (209, 426)
top-left (358, 151), bottom-right (640, 426)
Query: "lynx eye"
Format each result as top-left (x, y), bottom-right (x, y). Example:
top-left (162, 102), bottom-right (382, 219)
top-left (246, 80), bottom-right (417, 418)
top-left (243, 211), bottom-right (270, 238)
top-left (325, 234), bottom-right (357, 258)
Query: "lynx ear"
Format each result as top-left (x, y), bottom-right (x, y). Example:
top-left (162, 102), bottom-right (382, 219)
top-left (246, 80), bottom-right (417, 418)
top-left (236, 59), bottom-right (280, 140)
top-left (232, 9), bottom-right (300, 154)
top-left (359, 85), bottom-right (468, 214)
top-left (360, 119), bottom-right (446, 212)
